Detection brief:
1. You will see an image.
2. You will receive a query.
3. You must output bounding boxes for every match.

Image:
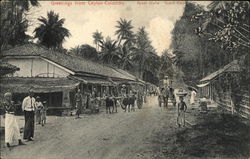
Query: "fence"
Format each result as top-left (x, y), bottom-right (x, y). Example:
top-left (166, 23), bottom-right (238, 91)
top-left (216, 90), bottom-right (250, 119)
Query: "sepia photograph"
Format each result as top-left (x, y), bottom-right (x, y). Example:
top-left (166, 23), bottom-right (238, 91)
top-left (0, 1), bottom-right (250, 159)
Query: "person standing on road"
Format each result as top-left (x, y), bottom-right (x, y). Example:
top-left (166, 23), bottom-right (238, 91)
top-left (163, 86), bottom-right (170, 108)
top-left (22, 89), bottom-right (36, 141)
top-left (35, 96), bottom-right (43, 125)
top-left (169, 87), bottom-right (176, 107)
top-left (75, 89), bottom-right (83, 119)
top-left (4, 92), bottom-right (25, 149)
top-left (177, 96), bottom-right (187, 127)
top-left (190, 90), bottom-right (197, 105)
top-left (40, 101), bottom-right (47, 126)
top-left (82, 92), bottom-right (87, 110)
top-left (158, 88), bottom-right (164, 107)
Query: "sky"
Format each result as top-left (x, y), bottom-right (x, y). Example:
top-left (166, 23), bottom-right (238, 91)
top-left (27, 1), bottom-right (210, 56)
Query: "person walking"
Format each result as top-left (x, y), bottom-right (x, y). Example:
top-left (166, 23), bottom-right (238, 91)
top-left (74, 89), bottom-right (83, 119)
top-left (4, 92), bottom-right (25, 149)
top-left (22, 89), bottom-right (36, 141)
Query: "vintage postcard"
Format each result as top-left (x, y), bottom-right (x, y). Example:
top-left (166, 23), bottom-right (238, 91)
top-left (0, 1), bottom-right (249, 159)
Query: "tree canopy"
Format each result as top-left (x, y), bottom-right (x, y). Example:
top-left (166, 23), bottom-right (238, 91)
top-left (34, 11), bottom-right (71, 49)
top-left (0, 0), bottom-right (39, 50)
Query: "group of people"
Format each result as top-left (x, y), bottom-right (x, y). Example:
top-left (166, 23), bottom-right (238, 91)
top-left (3, 89), bottom-right (47, 149)
top-left (74, 89), bottom-right (101, 118)
top-left (158, 85), bottom-right (176, 108)
top-left (158, 86), bottom-right (197, 127)
top-left (74, 85), bottom-right (147, 116)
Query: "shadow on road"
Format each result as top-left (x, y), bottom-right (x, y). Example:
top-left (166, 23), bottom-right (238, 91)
top-left (154, 111), bottom-right (250, 159)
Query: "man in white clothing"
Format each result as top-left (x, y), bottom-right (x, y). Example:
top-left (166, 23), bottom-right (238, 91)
top-left (4, 92), bottom-right (25, 149)
top-left (22, 89), bottom-right (36, 141)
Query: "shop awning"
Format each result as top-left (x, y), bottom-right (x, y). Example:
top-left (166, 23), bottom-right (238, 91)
top-left (197, 82), bottom-right (210, 88)
top-left (69, 75), bottom-right (113, 86)
top-left (0, 77), bottom-right (80, 93)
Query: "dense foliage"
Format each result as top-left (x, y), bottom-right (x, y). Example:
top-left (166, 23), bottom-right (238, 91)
top-left (0, 0), bottom-right (39, 51)
top-left (170, 2), bottom-right (249, 86)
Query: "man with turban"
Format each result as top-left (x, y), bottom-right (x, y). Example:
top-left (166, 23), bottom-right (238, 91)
top-left (3, 92), bottom-right (25, 149)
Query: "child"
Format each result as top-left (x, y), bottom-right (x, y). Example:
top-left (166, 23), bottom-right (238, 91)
top-left (40, 101), bottom-right (47, 126)
top-left (177, 96), bottom-right (187, 127)
top-left (35, 96), bottom-right (43, 125)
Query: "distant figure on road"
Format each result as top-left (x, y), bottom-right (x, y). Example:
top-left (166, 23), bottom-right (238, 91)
top-left (158, 88), bottom-right (164, 107)
top-left (177, 96), bottom-right (187, 127)
top-left (163, 86), bottom-right (170, 108)
top-left (190, 90), bottom-right (197, 105)
top-left (22, 89), bottom-right (36, 141)
top-left (35, 96), bottom-right (43, 125)
top-left (75, 89), bottom-right (82, 119)
top-left (82, 92), bottom-right (87, 110)
top-left (40, 101), bottom-right (47, 126)
top-left (169, 87), bottom-right (176, 107)
top-left (4, 92), bottom-right (25, 149)
top-left (105, 96), bottom-right (114, 114)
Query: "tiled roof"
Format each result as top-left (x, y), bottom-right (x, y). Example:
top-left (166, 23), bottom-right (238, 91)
top-left (2, 44), bottom-right (138, 81)
top-left (200, 60), bottom-right (240, 82)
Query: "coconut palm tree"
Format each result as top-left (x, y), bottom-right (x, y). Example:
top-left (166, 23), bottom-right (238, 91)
top-left (33, 11), bottom-right (71, 49)
top-left (117, 41), bottom-right (135, 70)
top-left (92, 30), bottom-right (103, 51)
top-left (115, 18), bottom-right (134, 46)
top-left (131, 27), bottom-right (154, 79)
top-left (98, 37), bottom-right (120, 65)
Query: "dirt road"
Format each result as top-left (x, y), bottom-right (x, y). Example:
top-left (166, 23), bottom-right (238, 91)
top-left (1, 96), bottom-right (178, 159)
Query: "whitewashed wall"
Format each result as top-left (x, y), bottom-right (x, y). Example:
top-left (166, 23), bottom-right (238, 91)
top-left (5, 57), bottom-right (70, 77)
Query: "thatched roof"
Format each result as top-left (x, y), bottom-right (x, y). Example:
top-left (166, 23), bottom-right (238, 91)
top-left (2, 44), bottom-right (137, 81)
top-left (0, 60), bottom-right (19, 76)
top-left (0, 77), bottom-right (80, 93)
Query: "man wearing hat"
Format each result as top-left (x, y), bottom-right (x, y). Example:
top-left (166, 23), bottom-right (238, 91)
top-left (4, 92), bottom-right (25, 148)
top-left (22, 89), bottom-right (36, 141)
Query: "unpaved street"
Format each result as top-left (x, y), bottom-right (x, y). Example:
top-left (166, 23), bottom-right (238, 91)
top-left (1, 96), bottom-right (178, 159)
